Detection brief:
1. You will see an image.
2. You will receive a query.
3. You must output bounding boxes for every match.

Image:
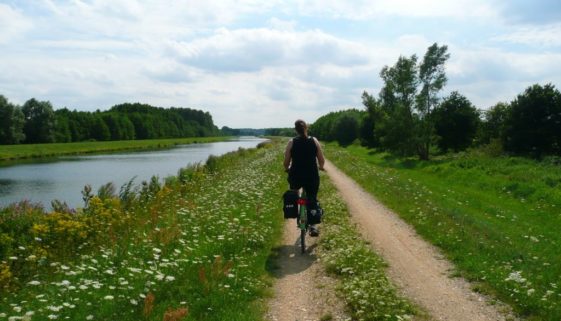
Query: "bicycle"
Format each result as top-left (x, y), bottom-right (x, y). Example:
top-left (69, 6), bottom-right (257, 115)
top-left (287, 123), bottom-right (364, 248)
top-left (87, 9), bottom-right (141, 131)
top-left (296, 189), bottom-right (308, 254)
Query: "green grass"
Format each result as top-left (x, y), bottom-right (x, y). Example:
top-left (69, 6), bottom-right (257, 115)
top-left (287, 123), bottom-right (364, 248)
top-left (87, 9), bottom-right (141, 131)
top-left (0, 140), bottom-right (286, 320)
top-left (1, 138), bottom-right (429, 321)
top-left (317, 173), bottom-right (421, 321)
top-left (0, 137), bottom-right (229, 161)
top-left (326, 143), bottom-right (561, 321)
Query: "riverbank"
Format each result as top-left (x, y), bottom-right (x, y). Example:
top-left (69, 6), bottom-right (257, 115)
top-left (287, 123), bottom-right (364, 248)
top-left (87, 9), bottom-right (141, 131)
top-left (0, 137), bottom-right (230, 161)
top-left (0, 140), bottom-right (286, 320)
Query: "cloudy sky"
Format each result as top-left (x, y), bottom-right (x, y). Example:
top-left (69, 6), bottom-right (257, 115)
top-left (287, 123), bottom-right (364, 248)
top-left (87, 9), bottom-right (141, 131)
top-left (1, 1), bottom-right (561, 128)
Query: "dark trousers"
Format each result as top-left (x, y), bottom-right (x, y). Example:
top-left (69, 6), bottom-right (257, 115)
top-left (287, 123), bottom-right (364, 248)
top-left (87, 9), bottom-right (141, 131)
top-left (288, 176), bottom-right (319, 207)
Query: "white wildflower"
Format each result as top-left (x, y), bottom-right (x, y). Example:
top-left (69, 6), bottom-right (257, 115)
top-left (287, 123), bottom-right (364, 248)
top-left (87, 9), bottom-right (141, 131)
top-left (505, 271), bottom-right (526, 283)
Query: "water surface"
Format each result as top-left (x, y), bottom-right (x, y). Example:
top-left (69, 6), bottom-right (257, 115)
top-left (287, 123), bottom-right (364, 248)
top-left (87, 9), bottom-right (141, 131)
top-left (0, 137), bottom-right (267, 209)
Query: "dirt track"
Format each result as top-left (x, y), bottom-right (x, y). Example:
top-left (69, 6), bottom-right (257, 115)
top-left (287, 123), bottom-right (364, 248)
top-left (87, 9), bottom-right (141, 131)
top-left (324, 160), bottom-right (512, 321)
top-left (266, 220), bottom-right (348, 321)
top-left (267, 160), bottom-right (513, 321)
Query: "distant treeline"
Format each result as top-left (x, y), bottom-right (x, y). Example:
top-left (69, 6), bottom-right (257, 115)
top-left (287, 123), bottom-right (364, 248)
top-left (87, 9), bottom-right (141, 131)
top-left (0, 97), bottom-right (221, 144)
top-left (221, 127), bottom-right (293, 137)
top-left (310, 43), bottom-right (561, 160)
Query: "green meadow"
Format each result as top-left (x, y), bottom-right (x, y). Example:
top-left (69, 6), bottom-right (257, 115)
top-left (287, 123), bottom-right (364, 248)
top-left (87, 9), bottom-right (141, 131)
top-left (0, 137), bottom-right (227, 161)
top-left (326, 143), bottom-right (561, 321)
top-left (0, 139), bottom-right (417, 321)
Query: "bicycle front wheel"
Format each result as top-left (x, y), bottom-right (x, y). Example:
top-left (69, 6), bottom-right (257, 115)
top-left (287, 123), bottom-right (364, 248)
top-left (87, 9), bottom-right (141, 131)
top-left (300, 228), bottom-right (306, 254)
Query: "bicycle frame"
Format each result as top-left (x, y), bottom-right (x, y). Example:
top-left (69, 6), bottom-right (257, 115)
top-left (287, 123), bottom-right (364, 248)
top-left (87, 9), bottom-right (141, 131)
top-left (297, 189), bottom-right (308, 254)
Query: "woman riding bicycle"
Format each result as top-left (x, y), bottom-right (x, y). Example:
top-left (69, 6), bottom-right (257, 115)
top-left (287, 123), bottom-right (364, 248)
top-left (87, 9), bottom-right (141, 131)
top-left (283, 119), bottom-right (325, 236)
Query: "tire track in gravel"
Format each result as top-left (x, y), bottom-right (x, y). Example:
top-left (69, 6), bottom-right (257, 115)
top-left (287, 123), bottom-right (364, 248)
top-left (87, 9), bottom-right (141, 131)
top-left (266, 219), bottom-right (349, 321)
top-left (324, 160), bottom-right (514, 321)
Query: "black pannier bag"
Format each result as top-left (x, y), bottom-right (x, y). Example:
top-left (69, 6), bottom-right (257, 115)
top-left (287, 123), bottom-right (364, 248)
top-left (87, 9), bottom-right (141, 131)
top-left (307, 200), bottom-right (323, 225)
top-left (283, 190), bottom-right (299, 219)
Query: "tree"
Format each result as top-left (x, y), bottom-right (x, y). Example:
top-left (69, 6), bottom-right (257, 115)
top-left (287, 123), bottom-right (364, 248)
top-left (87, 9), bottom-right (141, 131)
top-left (380, 55), bottom-right (418, 113)
top-left (433, 91), bottom-right (480, 152)
top-left (415, 43), bottom-right (450, 159)
top-left (377, 55), bottom-right (419, 154)
top-left (309, 109), bottom-right (364, 143)
top-left (22, 98), bottom-right (56, 143)
top-left (91, 115), bottom-right (111, 141)
top-left (504, 84), bottom-right (561, 158)
top-left (333, 115), bottom-right (359, 146)
top-left (371, 43), bottom-right (450, 159)
top-left (478, 102), bottom-right (510, 145)
top-left (54, 113), bottom-right (72, 142)
top-left (0, 95), bottom-right (25, 144)
top-left (360, 91), bottom-right (382, 147)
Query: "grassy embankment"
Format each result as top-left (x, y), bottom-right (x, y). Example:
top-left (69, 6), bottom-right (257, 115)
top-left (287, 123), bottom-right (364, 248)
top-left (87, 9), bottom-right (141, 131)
top-left (0, 137), bottom-right (228, 161)
top-left (1, 138), bottom-right (419, 320)
top-left (0, 140), bottom-right (285, 320)
top-left (326, 143), bottom-right (561, 321)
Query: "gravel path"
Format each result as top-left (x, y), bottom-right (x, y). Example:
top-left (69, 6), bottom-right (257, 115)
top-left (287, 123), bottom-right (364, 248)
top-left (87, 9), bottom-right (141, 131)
top-left (324, 160), bottom-right (513, 321)
top-left (266, 219), bottom-right (349, 321)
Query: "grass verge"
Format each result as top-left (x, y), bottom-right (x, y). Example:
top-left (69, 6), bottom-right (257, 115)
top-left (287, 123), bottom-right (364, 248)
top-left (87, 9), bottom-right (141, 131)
top-left (317, 172), bottom-right (421, 320)
top-left (325, 143), bottom-right (561, 321)
top-left (0, 137), bottom-right (229, 161)
top-left (0, 140), bottom-right (285, 320)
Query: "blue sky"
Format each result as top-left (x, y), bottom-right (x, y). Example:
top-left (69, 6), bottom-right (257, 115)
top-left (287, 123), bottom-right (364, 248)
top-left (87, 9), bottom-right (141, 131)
top-left (1, 0), bottom-right (560, 128)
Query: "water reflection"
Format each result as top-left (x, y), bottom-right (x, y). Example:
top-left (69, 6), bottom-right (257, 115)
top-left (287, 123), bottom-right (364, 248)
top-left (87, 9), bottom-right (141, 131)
top-left (0, 137), bottom-right (267, 209)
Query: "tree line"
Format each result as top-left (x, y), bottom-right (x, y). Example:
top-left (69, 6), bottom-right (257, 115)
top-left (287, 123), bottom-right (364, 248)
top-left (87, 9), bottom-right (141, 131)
top-left (310, 43), bottom-right (561, 160)
top-left (0, 97), bottom-right (221, 144)
top-left (221, 127), bottom-right (294, 137)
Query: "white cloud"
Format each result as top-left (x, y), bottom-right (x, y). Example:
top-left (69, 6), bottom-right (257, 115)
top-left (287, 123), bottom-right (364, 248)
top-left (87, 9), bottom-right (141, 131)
top-left (447, 46), bottom-right (561, 108)
top-left (292, 0), bottom-right (497, 20)
top-left (1, 1), bottom-right (560, 128)
top-left (492, 0), bottom-right (561, 25)
top-left (0, 4), bottom-right (33, 44)
top-left (394, 35), bottom-right (433, 57)
top-left (268, 17), bottom-right (298, 31)
top-left (494, 23), bottom-right (561, 47)
top-left (167, 28), bottom-right (370, 72)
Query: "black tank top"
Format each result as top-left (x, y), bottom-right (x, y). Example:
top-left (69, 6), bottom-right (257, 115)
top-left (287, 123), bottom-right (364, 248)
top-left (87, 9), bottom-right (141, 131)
top-left (289, 136), bottom-right (318, 179)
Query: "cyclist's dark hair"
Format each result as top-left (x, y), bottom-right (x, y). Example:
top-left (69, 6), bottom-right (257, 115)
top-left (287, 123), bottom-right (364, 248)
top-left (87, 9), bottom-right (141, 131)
top-left (294, 119), bottom-right (307, 136)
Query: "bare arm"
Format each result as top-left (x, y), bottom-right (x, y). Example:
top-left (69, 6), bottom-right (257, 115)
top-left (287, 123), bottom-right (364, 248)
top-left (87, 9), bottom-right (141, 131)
top-left (313, 137), bottom-right (325, 170)
top-left (283, 139), bottom-right (293, 172)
